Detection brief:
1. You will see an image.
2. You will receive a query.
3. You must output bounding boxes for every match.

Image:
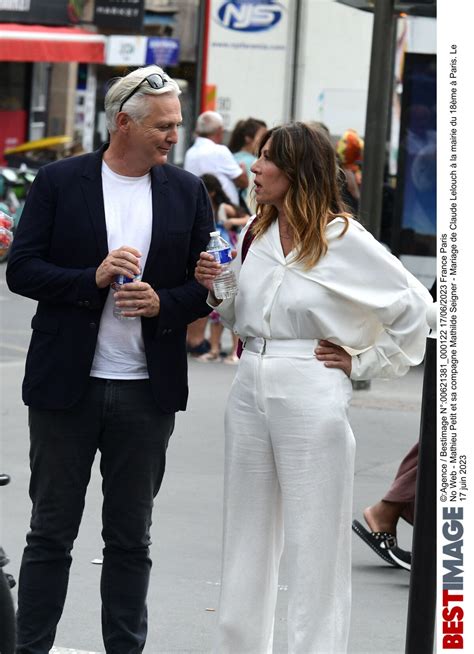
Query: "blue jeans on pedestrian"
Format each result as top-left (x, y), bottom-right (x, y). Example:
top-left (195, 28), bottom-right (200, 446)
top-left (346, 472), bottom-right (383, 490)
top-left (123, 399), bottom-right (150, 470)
top-left (16, 378), bottom-right (175, 654)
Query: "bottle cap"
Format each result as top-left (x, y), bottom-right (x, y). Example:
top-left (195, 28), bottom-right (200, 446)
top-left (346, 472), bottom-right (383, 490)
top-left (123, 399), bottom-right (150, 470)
top-left (210, 231), bottom-right (219, 237)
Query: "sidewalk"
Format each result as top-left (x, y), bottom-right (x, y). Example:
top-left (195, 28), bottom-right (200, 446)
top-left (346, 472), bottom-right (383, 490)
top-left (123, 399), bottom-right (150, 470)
top-left (2, 345), bottom-right (425, 653)
top-left (348, 366), bottom-right (424, 654)
top-left (152, 360), bottom-right (425, 654)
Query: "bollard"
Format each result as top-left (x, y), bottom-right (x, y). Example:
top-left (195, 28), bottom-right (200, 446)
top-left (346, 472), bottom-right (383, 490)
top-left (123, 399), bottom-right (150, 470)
top-left (405, 303), bottom-right (437, 654)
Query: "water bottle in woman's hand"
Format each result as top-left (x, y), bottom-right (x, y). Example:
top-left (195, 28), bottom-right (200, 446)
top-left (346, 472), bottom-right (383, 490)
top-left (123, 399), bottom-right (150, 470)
top-left (206, 231), bottom-right (238, 299)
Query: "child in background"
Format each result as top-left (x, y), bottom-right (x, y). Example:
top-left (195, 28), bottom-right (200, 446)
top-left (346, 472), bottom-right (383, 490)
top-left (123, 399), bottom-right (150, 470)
top-left (201, 173), bottom-right (250, 246)
top-left (199, 174), bottom-right (251, 363)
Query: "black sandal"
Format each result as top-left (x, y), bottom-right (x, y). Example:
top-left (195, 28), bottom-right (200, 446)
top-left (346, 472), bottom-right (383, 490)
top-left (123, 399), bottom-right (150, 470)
top-left (352, 519), bottom-right (397, 565)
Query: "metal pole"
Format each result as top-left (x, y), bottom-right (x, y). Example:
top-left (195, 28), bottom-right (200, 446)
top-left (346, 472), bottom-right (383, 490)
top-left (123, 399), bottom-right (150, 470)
top-left (194, 0), bottom-right (208, 121)
top-left (405, 308), bottom-right (437, 653)
top-left (359, 0), bottom-right (396, 240)
top-left (289, 0), bottom-right (303, 121)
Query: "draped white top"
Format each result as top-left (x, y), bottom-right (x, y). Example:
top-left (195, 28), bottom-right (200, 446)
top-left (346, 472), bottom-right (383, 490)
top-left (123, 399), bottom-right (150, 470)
top-left (212, 216), bottom-right (433, 380)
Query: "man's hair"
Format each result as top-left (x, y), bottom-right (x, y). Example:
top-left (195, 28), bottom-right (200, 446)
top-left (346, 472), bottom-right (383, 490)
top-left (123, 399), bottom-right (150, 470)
top-left (251, 122), bottom-right (349, 269)
top-left (195, 111), bottom-right (224, 136)
top-left (105, 66), bottom-right (181, 133)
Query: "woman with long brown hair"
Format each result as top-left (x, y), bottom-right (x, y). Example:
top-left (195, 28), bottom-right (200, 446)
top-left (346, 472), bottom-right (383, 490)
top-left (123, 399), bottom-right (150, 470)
top-left (196, 122), bottom-right (432, 652)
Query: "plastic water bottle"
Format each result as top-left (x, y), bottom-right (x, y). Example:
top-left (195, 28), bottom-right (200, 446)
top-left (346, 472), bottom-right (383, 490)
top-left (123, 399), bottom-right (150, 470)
top-left (206, 231), bottom-right (238, 299)
top-left (112, 273), bottom-right (141, 320)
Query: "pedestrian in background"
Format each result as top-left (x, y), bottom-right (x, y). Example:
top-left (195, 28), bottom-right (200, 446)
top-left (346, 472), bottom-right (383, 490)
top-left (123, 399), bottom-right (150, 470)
top-left (184, 110), bottom-right (248, 206)
top-left (184, 110), bottom-right (248, 357)
top-left (352, 279), bottom-right (437, 572)
top-left (195, 122), bottom-right (432, 653)
top-left (336, 127), bottom-right (364, 216)
top-left (200, 172), bottom-right (250, 247)
top-left (198, 173), bottom-right (250, 364)
top-left (353, 442), bottom-right (418, 571)
top-left (6, 65), bottom-right (213, 653)
top-left (228, 117), bottom-right (267, 212)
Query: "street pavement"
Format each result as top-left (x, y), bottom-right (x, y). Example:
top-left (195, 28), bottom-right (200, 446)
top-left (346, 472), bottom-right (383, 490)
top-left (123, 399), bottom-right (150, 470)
top-left (0, 264), bottom-right (425, 653)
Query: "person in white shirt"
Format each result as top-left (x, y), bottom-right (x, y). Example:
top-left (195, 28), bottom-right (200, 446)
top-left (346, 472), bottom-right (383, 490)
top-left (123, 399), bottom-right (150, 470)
top-left (195, 123), bottom-right (432, 653)
top-left (184, 110), bottom-right (248, 205)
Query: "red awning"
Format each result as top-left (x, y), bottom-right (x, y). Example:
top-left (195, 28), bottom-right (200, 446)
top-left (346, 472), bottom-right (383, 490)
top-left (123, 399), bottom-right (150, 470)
top-left (0, 23), bottom-right (106, 63)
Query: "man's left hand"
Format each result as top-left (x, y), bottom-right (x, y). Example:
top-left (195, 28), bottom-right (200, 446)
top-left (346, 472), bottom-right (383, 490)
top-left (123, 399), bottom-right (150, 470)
top-left (114, 281), bottom-right (160, 318)
top-left (315, 339), bottom-right (352, 377)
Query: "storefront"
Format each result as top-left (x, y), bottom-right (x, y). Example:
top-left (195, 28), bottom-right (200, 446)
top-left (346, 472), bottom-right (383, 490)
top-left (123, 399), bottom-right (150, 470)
top-left (0, 22), bottom-right (106, 163)
top-left (0, 2), bottom-right (199, 166)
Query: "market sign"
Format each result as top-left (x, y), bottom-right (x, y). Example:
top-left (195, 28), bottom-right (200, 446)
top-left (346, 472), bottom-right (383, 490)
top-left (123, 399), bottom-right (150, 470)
top-left (0, 0), bottom-right (84, 25)
top-left (145, 37), bottom-right (180, 67)
top-left (94, 0), bottom-right (144, 31)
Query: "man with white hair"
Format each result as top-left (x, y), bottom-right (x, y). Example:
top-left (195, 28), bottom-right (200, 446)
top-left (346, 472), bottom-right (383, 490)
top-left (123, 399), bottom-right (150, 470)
top-left (184, 110), bottom-right (248, 205)
top-left (7, 65), bottom-right (213, 653)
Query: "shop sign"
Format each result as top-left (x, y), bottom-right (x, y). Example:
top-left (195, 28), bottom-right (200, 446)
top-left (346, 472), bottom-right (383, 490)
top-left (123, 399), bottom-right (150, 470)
top-left (145, 38), bottom-right (180, 68)
top-left (215, 0), bottom-right (283, 32)
top-left (106, 35), bottom-right (147, 67)
top-left (94, 0), bottom-right (144, 31)
top-left (0, 0), bottom-right (83, 25)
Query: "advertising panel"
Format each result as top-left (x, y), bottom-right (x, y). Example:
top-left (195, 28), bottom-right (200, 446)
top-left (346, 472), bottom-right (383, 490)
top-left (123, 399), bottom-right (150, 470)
top-left (204, 0), bottom-right (295, 130)
top-left (0, 0), bottom-right (83, 25)
top-left (105, 35), bottom-right (147, 67)
top-left (105, 35), bottom-right (180, 69)
top-left (146, 38), bottom-right (180, 68)
top-left (395, 53), bottom-right (437, 259)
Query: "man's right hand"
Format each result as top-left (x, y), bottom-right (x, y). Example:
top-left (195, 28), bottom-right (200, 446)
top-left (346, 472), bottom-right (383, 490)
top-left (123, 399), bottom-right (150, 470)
top-left (96, 246), bottom-right (142, 289)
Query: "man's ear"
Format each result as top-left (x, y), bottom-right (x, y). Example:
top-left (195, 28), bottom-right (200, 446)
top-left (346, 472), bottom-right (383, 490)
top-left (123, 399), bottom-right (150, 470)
top-left (116, 112), bottom-right (131, 133)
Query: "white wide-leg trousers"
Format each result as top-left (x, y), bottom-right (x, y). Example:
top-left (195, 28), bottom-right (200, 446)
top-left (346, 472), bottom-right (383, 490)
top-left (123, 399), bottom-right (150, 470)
top-left (214, 338), bottom-right (355, 654)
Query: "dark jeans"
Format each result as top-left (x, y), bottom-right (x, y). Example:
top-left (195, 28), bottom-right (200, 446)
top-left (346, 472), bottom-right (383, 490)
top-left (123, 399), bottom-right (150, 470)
top-left (16, 378), bottom-right (175, 654)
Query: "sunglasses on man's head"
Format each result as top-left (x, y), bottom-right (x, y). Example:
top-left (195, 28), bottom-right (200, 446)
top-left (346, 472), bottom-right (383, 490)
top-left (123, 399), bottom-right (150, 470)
top-left (118, 73), bottom-right (168, 113)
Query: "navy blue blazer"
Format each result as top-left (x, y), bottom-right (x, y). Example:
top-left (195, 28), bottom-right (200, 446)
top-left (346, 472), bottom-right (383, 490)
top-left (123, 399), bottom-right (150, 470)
top-left (6, 146), bottom-right (214, 412)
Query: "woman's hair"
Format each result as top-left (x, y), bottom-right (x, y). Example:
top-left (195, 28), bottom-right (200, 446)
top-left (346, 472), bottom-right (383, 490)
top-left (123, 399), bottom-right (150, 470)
top-left (105, 65), bottom-right (181, 133)
top-left (228, 117), bottom-right (267, 153)
top-left (251, 122), bottom-right (350, 269)
top-left (201, 174), bottom-right (248, 216)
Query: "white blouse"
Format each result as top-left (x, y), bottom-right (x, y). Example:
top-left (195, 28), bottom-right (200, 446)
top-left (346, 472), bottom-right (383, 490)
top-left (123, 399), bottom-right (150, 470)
top-left (213, 217), bottom-right (433, 380)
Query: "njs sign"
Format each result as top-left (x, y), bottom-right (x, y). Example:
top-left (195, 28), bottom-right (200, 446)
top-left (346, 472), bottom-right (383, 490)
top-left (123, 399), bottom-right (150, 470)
top-left (216, 1), bottom-right (283, 32)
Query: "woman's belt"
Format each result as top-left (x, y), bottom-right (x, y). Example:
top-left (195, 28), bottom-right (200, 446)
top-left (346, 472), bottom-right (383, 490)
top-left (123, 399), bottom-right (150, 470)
top-left (242, 337), bottom-right (318, 356)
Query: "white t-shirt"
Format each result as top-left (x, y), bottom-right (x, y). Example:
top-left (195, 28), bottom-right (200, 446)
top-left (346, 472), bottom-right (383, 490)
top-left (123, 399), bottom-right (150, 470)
top-left (184, 136), bottom-right (242, 204)
top-left (90, 161), bottom-right (153, 379)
